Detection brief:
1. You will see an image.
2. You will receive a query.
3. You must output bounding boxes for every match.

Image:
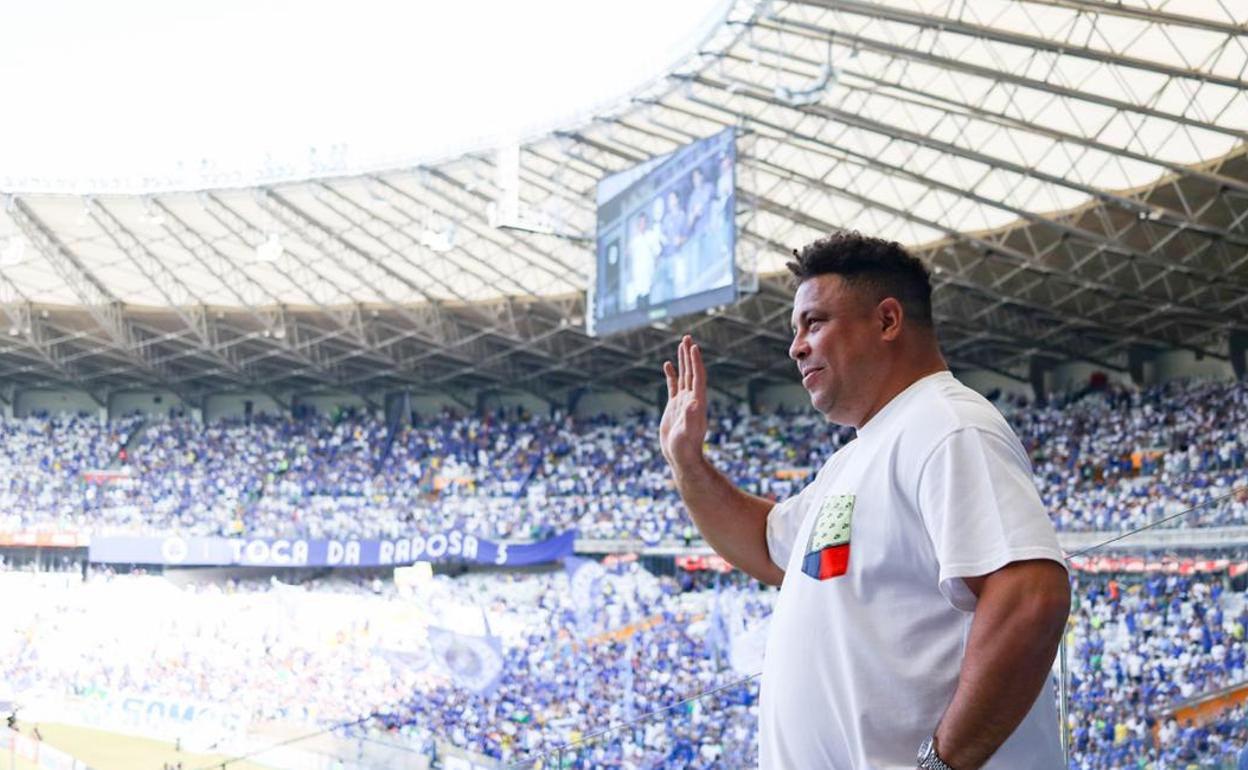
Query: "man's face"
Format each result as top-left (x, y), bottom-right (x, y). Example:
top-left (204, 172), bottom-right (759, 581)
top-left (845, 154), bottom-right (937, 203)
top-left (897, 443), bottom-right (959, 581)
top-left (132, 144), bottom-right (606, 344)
top-left (788, 274), bottom-right (882, 425)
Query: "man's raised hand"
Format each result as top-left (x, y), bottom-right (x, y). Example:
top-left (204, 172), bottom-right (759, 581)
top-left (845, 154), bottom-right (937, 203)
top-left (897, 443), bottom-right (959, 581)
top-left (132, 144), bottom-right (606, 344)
top-left (658, 336), bottom-right (783, 586)
top-left (660, 335), bottom-right (709, 471)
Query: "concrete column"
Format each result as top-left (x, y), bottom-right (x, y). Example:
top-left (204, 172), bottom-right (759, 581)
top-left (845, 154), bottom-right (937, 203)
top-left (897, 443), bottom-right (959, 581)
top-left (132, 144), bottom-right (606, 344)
top-left (384, 391), bottom-right (413, 428)
top-left (1127, 345), bottom-right (1154, 387)
top-left (567, 387), bottom-right (587, 415)
top-left (1029, 356), bottom-right (1054, 406)
top-left (475, 390), bottom-right (493, 415)
top-left (747, 379), bottom-right (766, 415)
top-left (1232, 331), bottom-right (1248, 381)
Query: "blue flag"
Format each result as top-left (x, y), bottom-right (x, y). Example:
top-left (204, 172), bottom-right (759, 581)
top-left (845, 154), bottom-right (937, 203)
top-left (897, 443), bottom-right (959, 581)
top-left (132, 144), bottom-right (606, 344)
top-left (707, 574), bottom-right (731, 669)
top-left (564, 555), bottom-right (605, 635)
top-left (427, 626), bottom-right (504, 694)
top-left (621, 635), bottom-right (636, 721)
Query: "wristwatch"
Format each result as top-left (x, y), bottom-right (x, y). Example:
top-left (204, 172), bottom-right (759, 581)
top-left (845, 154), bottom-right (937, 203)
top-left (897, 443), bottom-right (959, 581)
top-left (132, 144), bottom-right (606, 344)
top-left (917, 736), bottom-right (956, 770)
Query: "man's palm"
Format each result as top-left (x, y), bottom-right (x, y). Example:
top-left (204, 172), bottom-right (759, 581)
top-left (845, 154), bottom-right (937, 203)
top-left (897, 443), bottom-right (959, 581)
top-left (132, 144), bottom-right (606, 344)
top-left (660, 336), bottom-right (709, 469)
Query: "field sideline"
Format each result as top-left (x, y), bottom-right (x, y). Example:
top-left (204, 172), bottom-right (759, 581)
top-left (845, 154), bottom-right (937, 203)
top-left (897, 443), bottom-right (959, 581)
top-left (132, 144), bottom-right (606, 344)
top-left (5, 752), bottom-right (40, 770)
top-left (18, 724), bottom-right (272, 770)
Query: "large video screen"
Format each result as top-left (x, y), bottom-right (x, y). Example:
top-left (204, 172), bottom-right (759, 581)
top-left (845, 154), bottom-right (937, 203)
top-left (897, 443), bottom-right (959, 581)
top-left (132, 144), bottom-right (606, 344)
top-left (589, 127), bottom-right (736, 337)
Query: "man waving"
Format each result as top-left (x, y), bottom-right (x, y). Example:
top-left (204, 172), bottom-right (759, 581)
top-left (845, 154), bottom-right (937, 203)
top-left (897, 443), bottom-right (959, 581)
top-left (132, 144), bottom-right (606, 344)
top-left (660, 232), bottom-right (1070, 769)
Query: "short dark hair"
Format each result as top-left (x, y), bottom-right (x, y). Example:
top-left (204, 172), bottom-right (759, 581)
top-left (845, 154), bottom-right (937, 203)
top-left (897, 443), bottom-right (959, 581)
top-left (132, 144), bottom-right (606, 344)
top-left (786, 231), bottom-right (933, 326)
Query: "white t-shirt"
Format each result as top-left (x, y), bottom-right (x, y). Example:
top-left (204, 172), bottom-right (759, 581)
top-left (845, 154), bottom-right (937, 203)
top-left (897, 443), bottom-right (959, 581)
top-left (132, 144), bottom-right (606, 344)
top-left (760, 371), bottom-right (1066, 770)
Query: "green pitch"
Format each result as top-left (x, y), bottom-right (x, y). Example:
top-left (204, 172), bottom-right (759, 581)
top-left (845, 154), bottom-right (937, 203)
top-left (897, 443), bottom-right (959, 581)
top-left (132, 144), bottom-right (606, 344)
top-left (19, 724), bottom-right (273, 770)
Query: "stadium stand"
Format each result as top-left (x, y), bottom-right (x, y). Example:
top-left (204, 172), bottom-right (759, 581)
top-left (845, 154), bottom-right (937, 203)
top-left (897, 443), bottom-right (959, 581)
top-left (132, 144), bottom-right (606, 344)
top-left (0, 377), bottom-right (1246, 768)
top-left (8, 544), bottom-right (1248, 768)
top-left (0, 378), bottom-right (1245, 541)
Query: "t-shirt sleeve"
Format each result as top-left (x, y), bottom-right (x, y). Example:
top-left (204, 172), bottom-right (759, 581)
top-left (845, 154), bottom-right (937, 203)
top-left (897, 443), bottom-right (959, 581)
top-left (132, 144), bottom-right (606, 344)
top-left (916, 426), bottom-right (1068, 611)
top-left (766, 487), bottom-right (808, 573)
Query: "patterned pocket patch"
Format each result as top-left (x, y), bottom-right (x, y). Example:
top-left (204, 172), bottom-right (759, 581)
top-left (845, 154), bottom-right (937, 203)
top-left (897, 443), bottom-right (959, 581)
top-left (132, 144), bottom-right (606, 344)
top-left (801, 494), bottom-right (855, 580)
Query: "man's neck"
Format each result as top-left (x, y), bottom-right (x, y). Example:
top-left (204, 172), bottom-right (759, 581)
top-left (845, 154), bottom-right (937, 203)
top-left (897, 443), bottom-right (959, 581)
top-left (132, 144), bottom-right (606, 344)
top-left (855, 347), bottom-right (949, 429)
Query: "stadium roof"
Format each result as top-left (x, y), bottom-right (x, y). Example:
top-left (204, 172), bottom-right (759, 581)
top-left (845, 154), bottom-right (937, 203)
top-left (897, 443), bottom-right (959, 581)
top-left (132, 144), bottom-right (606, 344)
top-left (0, 0), bottom-right (1245, 408)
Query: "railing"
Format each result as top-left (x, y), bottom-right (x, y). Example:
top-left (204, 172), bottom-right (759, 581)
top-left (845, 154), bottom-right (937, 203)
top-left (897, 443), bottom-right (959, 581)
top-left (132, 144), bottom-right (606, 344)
top-left (580, 525), bottom-right (1248, 555)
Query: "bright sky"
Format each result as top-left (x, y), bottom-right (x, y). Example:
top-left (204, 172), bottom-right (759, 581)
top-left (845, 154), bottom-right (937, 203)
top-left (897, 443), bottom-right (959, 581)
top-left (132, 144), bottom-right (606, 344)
top-left (0, 0), bottom-right (727, 193)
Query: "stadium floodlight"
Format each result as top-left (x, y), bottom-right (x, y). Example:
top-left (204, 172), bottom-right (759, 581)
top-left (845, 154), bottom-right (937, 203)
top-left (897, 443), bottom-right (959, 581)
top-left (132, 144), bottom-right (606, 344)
top-left (0, 237), bottom-right (26, 267)
top-left (256, 233), bottom-right (283, 262)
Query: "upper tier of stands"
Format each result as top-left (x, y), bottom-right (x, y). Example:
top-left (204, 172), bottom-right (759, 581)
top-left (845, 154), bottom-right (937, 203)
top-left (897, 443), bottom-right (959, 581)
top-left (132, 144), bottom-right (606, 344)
top-left (0, 377), bottom-right (1244, 541)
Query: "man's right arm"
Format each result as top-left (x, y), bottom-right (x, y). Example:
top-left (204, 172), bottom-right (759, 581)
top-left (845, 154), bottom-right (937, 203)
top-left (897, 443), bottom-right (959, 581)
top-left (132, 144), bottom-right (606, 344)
top-left (671, 452), bottom-right (784, 586)
top-left (661, 336), bottom-right (784, 586)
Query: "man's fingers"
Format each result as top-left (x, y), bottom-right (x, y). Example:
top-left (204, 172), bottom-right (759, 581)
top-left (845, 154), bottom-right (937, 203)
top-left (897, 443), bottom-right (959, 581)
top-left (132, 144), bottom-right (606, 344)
top-left (691, 343), bottom-right (707, 400)
top-left (677, 336), bottom-right (686, 392)
top-left (678, 337), bottom-right (690, 391)
top-left (681, 335), bottom-right (694, 391)
top-left (663, 361), bottom-right (677, 400)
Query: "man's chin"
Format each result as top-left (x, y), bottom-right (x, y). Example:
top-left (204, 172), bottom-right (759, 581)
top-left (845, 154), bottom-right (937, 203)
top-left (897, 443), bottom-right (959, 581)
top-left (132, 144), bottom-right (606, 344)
top-left (809, 394), bottom-right (851, 426)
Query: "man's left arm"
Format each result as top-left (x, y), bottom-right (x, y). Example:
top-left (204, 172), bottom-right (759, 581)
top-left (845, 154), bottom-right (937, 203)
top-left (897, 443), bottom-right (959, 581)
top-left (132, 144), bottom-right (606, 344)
top-left (928, 558), bottom-right (1071, 770)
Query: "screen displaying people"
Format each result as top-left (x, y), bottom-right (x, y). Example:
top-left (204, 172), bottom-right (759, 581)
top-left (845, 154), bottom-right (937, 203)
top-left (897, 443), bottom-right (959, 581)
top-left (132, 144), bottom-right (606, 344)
top-left (592, 128), bottom-right (736, 336)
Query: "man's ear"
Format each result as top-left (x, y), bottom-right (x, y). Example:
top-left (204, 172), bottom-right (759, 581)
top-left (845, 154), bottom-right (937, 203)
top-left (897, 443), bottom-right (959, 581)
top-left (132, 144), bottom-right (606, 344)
top-left (877, 297), bottom-right (904, 341)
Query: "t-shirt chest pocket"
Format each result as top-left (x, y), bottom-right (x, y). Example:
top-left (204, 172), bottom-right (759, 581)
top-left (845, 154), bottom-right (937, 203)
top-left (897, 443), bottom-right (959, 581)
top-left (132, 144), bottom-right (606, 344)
top-left (800, 493), bottom-right (856, 581)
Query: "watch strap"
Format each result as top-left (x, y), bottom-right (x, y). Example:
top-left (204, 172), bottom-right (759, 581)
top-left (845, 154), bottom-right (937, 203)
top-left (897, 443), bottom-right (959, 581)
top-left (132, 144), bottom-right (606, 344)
top-left (917, 736), bottom-right (956, 770)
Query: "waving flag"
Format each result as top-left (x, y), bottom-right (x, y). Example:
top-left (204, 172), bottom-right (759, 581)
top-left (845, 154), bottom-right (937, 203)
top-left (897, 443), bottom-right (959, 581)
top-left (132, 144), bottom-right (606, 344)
top-left (729, 622), bottom-right (769, 675)
top-left (427, 626), bottom-right (504, 694)
top-left (706, 575), bottom-right (731, 669)
top-left (376, 645), bottom-right (434, 674)
top-left (564, 555), bottom-right (606, 635)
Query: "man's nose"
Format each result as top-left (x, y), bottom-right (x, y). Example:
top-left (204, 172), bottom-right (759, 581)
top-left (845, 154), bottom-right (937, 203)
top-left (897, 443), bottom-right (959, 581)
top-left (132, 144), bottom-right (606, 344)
top-left (789, 334), bottom-right (808, 362)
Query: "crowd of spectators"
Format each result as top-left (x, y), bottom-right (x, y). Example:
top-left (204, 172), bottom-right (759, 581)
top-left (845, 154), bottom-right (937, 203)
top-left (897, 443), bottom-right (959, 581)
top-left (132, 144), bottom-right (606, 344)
top-left (2, 376), bottom-right (1248, 765)
top-left (1022, 380), bottom-right (1248, 532)
top-left (0, 403), bottom-right (842, 541)
top-left (0, 377), bottom-right (1244, 543)
top-left (377, 564), bottom-right (769, 768)
top-left (1066, 572), bottom-right (1248, 768)
top-left (10, 561), bottom-right (1248, 768)
top-left (0, 563), bottom-right (768, 768)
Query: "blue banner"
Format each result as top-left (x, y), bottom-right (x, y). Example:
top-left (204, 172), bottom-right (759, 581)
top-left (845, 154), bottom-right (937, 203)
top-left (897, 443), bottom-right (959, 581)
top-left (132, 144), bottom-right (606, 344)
top-left (88, 530), bottom-right (576, 568)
